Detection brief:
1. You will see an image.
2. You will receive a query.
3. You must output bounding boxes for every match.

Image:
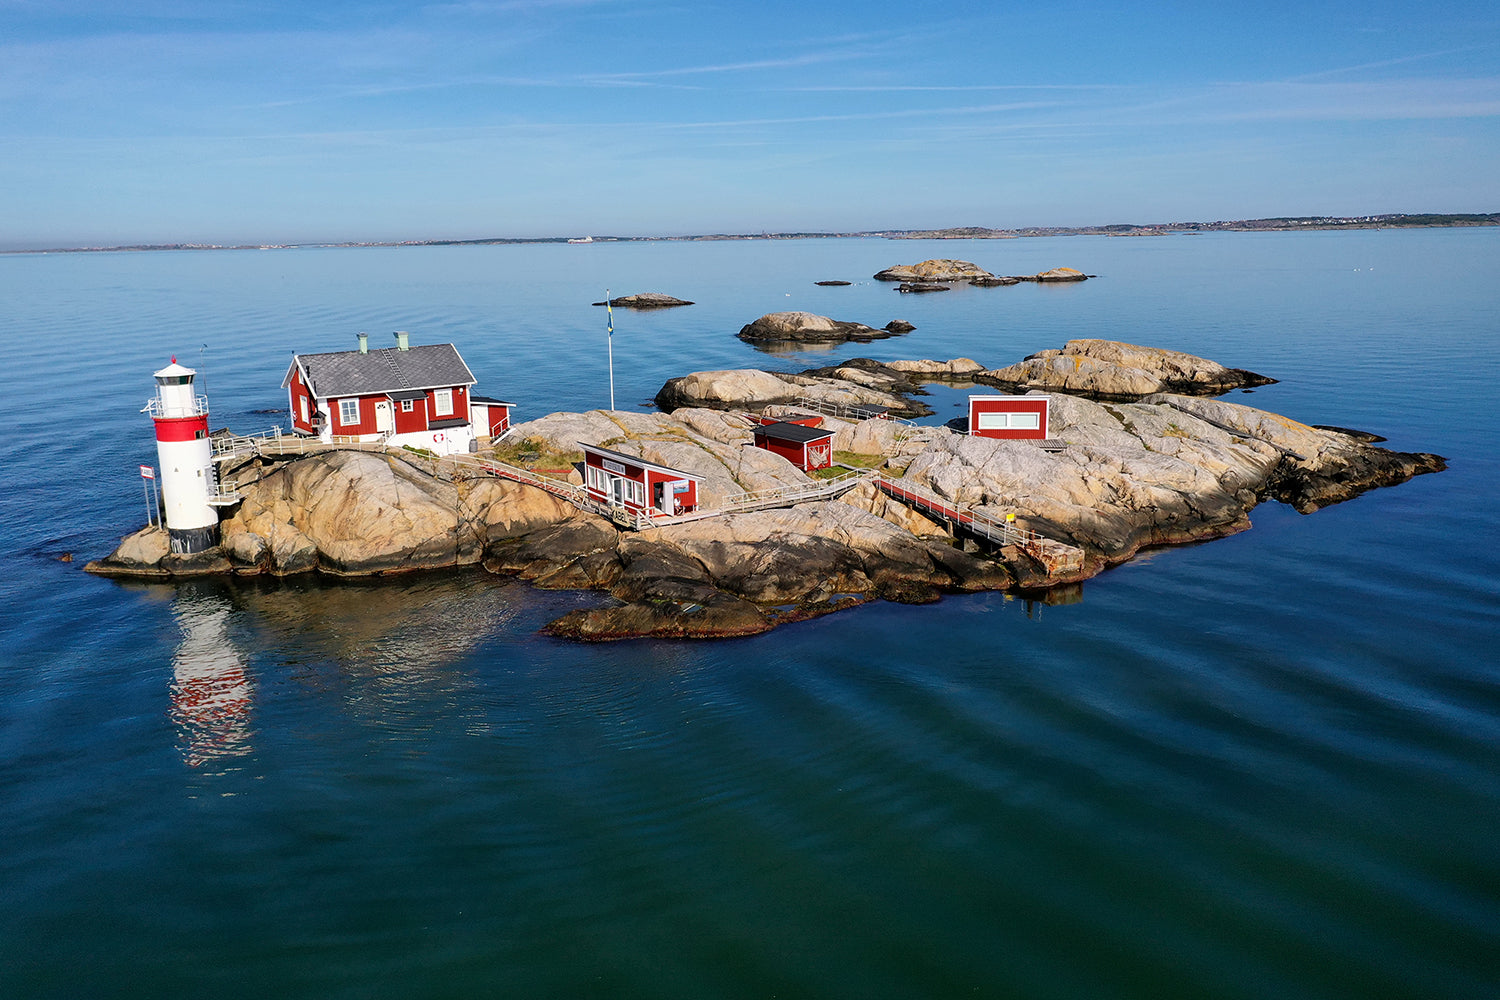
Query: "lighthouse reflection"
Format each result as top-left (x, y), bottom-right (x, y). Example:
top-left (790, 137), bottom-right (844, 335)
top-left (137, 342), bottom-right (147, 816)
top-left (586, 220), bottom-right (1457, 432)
top-left (169, 587), bottom-right (253, 769)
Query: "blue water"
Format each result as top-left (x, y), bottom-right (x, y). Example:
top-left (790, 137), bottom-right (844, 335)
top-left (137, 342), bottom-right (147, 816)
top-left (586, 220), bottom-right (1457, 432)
top-left (2, 231), bottom-right (1498, 998)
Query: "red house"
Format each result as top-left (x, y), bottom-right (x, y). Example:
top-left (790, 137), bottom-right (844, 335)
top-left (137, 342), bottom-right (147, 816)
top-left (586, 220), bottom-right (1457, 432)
top-left (581, 443), bottom-right (700, 517)
top-left (752, 420), bottom-right (835, 471)
top-left (969, 394), bottom-right (1050, 440)
top-left (282, 332), bottom-right (510, 455)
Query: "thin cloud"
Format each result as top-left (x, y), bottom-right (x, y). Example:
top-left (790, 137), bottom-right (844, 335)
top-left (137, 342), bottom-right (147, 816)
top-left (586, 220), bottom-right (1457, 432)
top-left (1289, 45), bottom-right (1497, 81)
top-left (658, 102), bottom-right (1060, 130)
top-left (787, 83), bottom-right (1130, 93)
top-left (591, 49), bottom-right (876, 81)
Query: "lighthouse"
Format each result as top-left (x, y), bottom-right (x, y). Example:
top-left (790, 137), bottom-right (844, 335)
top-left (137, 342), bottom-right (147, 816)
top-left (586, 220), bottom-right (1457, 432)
top-left (144, 358), bottom-right (219, 554)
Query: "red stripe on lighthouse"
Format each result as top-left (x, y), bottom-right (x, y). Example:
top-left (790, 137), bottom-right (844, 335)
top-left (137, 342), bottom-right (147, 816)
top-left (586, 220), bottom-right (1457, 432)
top-left (154, 414), bottom-right (210, 442)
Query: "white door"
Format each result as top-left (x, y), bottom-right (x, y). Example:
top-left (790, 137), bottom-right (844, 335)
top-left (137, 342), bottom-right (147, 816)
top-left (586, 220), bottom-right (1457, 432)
top-left (374, 400), bottom-right (393, 433)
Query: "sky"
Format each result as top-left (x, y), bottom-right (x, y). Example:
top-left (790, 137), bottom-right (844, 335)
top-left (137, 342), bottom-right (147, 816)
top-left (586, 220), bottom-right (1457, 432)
top-left (2, 0), bottom-right (1498, 247)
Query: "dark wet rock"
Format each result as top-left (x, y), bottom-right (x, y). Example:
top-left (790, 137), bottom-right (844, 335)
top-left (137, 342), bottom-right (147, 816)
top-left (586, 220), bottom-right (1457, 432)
top-left (884, 319), bottom-right (916, 333)
top-left (545, 586), bottom-right (771, 641)
top-left (815, 280), bottom-right (852, 286)
top-left (971, 275), bottom-right (1022, 286)
top-left (1314, 425), bottom-right (1387, 444)
top-left (591, 292), bottom-right (694, 308)
top-left (897, 282), bottom-right (950, 293)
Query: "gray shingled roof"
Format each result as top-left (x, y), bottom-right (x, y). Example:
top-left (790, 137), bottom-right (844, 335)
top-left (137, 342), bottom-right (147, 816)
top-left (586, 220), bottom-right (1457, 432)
top-left (288, 344), bottom-right (476, 398)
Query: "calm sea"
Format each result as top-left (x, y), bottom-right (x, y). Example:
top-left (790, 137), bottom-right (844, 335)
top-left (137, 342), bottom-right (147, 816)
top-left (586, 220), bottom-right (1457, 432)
top-left (2, 231), bottom-right (1497, 999)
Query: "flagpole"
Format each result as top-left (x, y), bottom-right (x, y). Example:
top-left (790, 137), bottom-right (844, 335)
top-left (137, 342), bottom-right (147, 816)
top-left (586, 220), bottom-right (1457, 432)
top-left (606, 288), bottom-right (616, 411)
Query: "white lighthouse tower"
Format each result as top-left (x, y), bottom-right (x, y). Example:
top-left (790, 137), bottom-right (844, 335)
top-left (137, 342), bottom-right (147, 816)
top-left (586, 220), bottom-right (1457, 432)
top-left (144, 358), bottom-right (220, 554)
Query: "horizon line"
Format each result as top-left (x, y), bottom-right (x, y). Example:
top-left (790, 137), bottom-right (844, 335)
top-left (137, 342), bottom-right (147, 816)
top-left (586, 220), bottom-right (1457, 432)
top-left (4, 211), bottom-right (1497, 255)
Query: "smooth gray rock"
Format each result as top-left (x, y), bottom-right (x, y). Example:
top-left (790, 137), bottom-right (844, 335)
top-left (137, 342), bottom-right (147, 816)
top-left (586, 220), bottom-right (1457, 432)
top-left (736, 311), bottom-right (912, 345)
top-left (874, 259), bottom-right (994, 282)
top-left (981, 339), bottom-right (1277, 400)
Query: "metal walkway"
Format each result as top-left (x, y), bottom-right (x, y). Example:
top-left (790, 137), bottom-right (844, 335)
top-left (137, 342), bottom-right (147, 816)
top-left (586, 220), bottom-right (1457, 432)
top-left (871, 472), bottom-right (1084, 567)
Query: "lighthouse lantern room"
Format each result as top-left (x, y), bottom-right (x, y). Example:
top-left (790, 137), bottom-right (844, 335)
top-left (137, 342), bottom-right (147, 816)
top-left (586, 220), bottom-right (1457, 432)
top-left (144, 359), bottom-right (220, 554)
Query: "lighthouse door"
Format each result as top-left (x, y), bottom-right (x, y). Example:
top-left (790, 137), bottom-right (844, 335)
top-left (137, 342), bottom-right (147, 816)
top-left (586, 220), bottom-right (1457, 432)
top-left (374, 400), bottom-right (393, 433)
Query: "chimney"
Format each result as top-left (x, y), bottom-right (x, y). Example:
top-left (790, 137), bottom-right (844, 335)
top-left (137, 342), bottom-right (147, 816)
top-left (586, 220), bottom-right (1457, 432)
top-left (357, 332), bottom-right (368, 354)
top-left (394, 331), bottom-right (409, 351)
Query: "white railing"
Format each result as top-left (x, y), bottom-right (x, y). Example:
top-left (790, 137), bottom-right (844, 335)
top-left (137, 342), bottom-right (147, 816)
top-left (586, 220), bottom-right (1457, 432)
top-left (142, 395), bottom-right (209, 418)
top-left (871, 472), bottom-right (1069, 553)
top-left (206, 486), bottom-right (242, 506)
top-left (789, 395), bottom-right (923, 448)
top-left (722, 468), bottom-right (868, 510)
top-left (795, 395), bottom-right (911, 423)
top-left (212, 428), bottom-right (388, 459)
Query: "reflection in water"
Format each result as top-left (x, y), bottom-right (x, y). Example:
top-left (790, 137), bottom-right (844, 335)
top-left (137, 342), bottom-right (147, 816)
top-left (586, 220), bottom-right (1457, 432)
top-left (747, 340), bottom-right (842, 357)
top-left (230, 573), bottom-right (528, 674)
top-left (169, 590), bottom-right (252, 769)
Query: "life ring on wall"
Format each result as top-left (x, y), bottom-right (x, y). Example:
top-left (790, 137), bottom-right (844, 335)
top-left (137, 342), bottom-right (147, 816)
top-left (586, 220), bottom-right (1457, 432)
top-left (434, 432), bottom-right (445, 443)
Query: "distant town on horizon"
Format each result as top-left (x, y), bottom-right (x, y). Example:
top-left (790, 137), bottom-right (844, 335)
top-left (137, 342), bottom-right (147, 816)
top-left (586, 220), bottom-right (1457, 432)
top-left (9, 212), bottom-right (1498, 256)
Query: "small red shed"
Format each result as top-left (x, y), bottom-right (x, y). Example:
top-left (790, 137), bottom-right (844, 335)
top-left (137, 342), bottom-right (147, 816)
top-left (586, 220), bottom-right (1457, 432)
top-left (969, 394), bottom-right (1050, 440)
top-left (469, 395), bottom-right (514, 440)
top-left (581, 443), bottom-right (701, 517)
top-left (752, 420), bottom-right (835, 471)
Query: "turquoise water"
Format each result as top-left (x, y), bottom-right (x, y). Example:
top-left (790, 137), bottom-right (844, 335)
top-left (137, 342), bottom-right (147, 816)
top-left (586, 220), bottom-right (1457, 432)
top-left (2, 232), bottom-right (1498, 998)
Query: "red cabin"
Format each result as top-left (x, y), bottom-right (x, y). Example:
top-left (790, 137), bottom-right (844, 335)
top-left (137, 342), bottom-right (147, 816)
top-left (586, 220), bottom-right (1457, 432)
top-left (752, 420), bottom-right (835, 471)
top-left (969, 394), bottom-right (1050, 440)
top-left (581, 443), bottom-right (700, 517)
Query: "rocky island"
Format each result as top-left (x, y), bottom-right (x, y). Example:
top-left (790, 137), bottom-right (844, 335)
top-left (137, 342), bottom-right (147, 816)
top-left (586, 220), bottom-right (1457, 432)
top-left (736, 311), bottom-right (916, 346)
top-left (88, 340), bottom-right (1445, 640)
top-left (591, 292), bottom-right (694, 308)
top-left (874, 259), bottom-right (1093, 286)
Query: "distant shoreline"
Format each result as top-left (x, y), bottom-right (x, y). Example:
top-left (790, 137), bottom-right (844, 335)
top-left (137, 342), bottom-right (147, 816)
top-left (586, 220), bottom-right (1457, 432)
top-left (5, 213), bottom-right (1496, 256)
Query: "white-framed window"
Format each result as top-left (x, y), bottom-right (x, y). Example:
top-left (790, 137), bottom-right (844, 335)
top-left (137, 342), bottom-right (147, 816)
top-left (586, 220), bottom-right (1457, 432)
top-left (339, 398), bottom-right (360, 426)
top-left (401, 399), bottom-right (414, 413)
top-left (433, 389), bottom-right (453, 417)
top-left (299, 396), bottom-right (309, 424)
top-left (976, 410), bottom-right (1040, 431)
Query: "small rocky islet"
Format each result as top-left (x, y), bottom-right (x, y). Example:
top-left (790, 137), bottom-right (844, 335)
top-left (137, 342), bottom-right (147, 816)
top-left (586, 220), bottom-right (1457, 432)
top-left (874, 259), bottom-right (1093, 287)
top-left (590, 292), bottom-right (694, 308)
top-left (736, 311), bottom-right (915, 346)
top-left (88, 339), bottom-right (1445, 640)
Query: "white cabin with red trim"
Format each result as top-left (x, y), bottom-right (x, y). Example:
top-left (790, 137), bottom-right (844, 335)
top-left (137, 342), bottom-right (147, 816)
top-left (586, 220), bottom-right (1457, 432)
top-left (282, 332), bottom-right (512, 455)
top-left (581, 443), bottom-right (701, 517)
top-left (969, 394), bottom-right (1051, 440)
